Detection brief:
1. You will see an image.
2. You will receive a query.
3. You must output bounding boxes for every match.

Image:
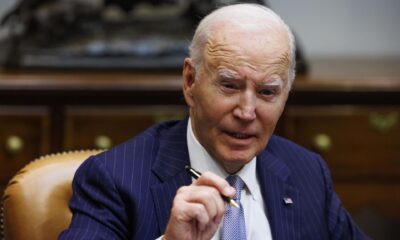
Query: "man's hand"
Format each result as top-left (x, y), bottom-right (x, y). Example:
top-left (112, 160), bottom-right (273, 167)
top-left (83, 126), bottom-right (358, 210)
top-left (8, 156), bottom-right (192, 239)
top-left (164, 172), bottom-right (235, 240)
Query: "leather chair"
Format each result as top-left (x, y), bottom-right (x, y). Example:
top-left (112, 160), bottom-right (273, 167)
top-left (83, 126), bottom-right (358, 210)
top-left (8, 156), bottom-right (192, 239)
top-left (1, 150), bottom-right (102, 240)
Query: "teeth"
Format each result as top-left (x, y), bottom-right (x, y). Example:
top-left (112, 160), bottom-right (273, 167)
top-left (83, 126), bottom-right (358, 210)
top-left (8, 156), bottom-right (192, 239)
top-left (233, 133), bottom-right (250, 139)
top-left (226, 131), bottom-right (252, 139)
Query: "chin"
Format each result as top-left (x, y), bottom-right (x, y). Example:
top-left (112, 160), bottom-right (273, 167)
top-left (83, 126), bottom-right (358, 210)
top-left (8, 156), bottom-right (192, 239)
top-left (230, 149), bottom-right (257, 161)
top-left (221, 152), bottom-right (254, 169)
top-left (221, 160), bottom-right (248, 174)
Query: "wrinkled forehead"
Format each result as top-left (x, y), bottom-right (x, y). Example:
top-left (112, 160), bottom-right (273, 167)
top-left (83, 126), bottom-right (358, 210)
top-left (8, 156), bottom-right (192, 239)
top-left (203, 21), bottom-right (290, 79)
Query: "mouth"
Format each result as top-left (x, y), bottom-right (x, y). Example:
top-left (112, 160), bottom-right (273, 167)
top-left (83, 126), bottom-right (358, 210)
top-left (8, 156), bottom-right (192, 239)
top-left (224, 131), bottom-right (255, 140)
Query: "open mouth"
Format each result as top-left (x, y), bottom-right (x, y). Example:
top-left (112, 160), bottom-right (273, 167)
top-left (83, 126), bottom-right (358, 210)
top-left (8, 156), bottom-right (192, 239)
top-left (225, 131), bottom-right (254, 140)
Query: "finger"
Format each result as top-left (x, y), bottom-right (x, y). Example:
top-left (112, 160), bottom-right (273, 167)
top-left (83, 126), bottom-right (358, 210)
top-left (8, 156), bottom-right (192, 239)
top-left (194, 171), bottom-right (236, 198)
top-left (180, 199), bottom-right (211, 231)
top-left (177, 185), bottom-right (224, 222)
top-left (172, 197), bottom-right (210, 231)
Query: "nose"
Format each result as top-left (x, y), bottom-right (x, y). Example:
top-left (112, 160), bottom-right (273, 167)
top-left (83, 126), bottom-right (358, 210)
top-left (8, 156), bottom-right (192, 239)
top-left (233, 91), bottom-right (256, 121)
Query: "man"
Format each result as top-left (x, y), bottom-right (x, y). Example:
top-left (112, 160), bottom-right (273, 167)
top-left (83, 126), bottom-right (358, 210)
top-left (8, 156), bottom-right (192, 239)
top-left (60, 3), bottom-right (368, 240)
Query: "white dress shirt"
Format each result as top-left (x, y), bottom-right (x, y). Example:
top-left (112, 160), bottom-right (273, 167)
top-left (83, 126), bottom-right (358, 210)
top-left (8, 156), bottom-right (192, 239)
top-left (187, 118), bottom-right (273, 240)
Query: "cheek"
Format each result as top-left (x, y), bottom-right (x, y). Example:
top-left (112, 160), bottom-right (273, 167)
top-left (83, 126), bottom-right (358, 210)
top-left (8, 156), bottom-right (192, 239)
top-left (191, 95), bottom-right (224, 134)
top-left (257, 103), bottom-right (285, 129)
top-left (196, 90), bottom-right (235, 120)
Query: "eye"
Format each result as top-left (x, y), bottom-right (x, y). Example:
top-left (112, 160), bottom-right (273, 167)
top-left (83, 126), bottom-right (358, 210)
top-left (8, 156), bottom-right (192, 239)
top-left (258, 88), bottom-right (275, 96)
top-left (221, 82), bottom-right (237, 89)
top-left (219, 79), bottom-right (240, 92)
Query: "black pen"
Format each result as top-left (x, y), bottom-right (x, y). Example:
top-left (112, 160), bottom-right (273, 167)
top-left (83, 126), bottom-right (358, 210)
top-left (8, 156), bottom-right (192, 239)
top-left (185, 165), bottom-right (239, 208)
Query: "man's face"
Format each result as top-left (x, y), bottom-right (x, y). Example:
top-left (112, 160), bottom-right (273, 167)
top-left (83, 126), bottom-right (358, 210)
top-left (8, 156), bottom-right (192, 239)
top-left (183, 26), bottom-right (290, 173)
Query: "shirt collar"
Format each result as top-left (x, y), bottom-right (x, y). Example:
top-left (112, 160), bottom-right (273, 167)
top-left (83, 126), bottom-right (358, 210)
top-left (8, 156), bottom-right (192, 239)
top-left (187, 118), bottom-right (258, 200)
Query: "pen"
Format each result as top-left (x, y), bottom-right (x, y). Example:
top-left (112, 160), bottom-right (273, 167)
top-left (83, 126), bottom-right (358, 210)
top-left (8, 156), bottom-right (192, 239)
top-left (185, 165), bottom-right (240, 208)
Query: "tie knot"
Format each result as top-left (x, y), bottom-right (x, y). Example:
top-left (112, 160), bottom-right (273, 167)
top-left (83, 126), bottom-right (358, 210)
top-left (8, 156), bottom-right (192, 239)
top-left (226, 175), bottom-right (245, 200)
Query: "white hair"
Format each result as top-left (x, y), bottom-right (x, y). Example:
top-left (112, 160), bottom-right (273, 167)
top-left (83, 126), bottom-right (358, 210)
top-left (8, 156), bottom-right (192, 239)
top-left (189, 3), bottom-right (296, 88)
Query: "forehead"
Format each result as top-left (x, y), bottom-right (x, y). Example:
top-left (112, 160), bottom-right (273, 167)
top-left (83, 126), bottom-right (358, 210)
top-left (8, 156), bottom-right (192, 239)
top-left (203, 24), bottom-right (290, 78)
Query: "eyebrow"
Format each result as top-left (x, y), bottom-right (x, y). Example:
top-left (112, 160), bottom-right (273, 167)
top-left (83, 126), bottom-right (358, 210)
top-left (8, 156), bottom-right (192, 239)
top-left (217, 69), bottom-right (240, 80)
top-left (217, 68), bottom-right (284, 88)
top-left (258, 79), bottom-right (283, 87)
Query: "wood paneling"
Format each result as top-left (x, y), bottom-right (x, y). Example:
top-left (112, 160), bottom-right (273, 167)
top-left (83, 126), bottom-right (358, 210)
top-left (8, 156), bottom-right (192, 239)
top-left (64, 106), bottom-right (187, 150)
top-left (0, 106), bottom-right (50, 193)
top-left (283, 106), bottom-right (400, 180)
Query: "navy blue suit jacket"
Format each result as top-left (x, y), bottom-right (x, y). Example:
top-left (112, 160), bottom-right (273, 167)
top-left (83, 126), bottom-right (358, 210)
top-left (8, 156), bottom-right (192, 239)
top-left (60, 119), bottom-right (368, 239)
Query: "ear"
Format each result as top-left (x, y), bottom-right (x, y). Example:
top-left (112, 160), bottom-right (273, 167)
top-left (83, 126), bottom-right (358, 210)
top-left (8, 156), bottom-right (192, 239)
top-left (182, 58), bottom-right (196, 107)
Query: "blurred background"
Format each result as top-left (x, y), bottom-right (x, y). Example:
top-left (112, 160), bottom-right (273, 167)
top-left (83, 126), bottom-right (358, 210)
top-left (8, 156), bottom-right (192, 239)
top-left (1, 0), bottom-right (400, 59)
top-left (0, 0), bottom-right (399, 239)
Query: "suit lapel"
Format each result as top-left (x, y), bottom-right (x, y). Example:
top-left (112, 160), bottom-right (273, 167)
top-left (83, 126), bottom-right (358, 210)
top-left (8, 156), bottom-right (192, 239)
top-left (257, 150), bottom-right (301, 240)
top-left (150, 120), bottom-right (192, 234)
top-left (150, 171), bottom-right (191, 234)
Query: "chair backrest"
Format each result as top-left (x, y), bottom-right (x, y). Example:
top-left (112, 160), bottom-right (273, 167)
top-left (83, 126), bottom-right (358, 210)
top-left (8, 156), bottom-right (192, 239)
top-left (1, 150), bottom-right (102, 240)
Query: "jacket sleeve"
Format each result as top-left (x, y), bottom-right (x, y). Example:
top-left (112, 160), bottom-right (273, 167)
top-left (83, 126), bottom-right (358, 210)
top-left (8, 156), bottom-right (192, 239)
top-left (318, 155), bottom-right (371, 240)
top-left (59, 156), bottom-right (130, 240)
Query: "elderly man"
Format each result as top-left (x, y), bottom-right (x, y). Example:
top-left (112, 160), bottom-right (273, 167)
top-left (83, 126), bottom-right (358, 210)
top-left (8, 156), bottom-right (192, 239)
top-left (60, 3), bottom-right (368, 240)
